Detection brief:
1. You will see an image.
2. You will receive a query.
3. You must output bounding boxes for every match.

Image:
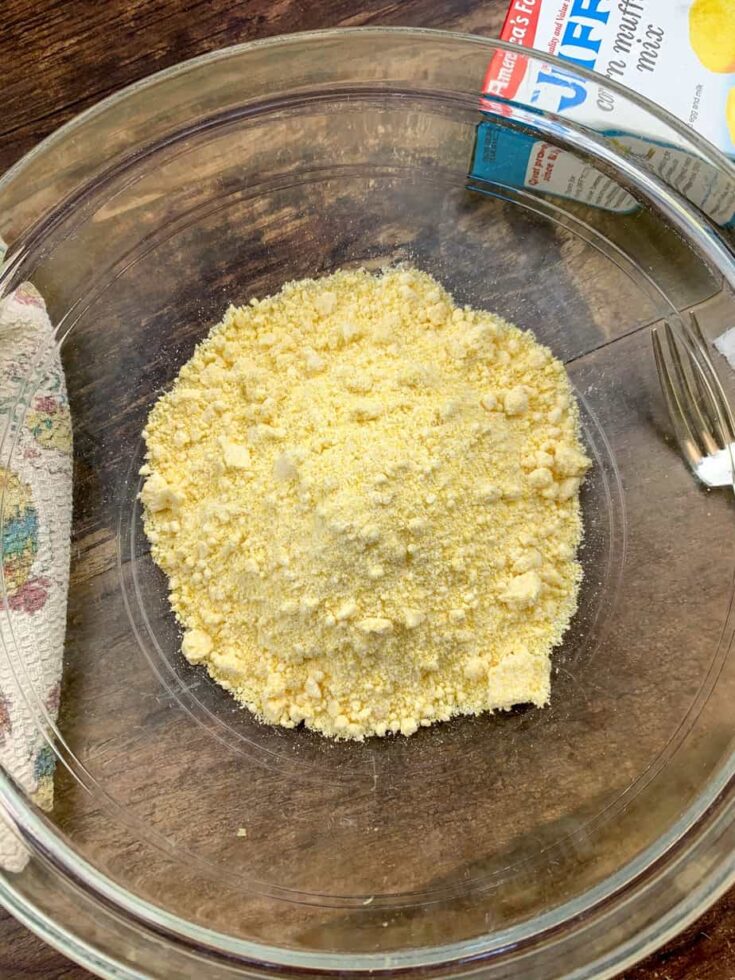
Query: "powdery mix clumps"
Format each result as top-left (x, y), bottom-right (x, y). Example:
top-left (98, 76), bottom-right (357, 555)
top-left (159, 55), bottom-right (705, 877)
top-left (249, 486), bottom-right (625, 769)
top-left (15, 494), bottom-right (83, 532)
top-left (141, 267), bottom-right (590, 740)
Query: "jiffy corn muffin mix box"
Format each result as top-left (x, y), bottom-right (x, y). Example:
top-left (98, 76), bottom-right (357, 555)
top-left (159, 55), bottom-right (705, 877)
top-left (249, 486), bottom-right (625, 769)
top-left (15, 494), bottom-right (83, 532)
top-left (472, 0), bottom-right (735, 222)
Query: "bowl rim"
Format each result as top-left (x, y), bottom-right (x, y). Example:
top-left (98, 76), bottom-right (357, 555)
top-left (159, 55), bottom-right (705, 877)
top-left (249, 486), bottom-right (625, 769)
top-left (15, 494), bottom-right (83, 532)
top-left (1, 25), bottom-right (734, 210)
top-left (1, 24), bottom-right (734, 979)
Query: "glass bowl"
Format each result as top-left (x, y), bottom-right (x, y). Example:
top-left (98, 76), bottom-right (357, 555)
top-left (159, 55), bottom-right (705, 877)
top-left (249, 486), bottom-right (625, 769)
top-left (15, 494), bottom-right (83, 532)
top-left (1, 27), bottom-right (735, 979)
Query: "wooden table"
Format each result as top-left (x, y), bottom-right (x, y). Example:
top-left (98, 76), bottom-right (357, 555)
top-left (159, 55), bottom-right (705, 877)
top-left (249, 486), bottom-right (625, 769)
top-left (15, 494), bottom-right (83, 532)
top-left (1, 0), bottom-right (734, 977)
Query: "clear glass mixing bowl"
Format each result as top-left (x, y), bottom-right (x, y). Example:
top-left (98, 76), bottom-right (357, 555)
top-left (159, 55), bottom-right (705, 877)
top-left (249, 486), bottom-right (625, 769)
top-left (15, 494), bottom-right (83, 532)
top-left (1, 28), bottom-right (735, 979)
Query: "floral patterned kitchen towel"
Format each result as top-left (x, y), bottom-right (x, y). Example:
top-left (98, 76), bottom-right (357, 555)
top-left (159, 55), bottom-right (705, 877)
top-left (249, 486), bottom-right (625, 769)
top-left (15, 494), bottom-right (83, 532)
top-left (0, 239), bottom-right (72, 872)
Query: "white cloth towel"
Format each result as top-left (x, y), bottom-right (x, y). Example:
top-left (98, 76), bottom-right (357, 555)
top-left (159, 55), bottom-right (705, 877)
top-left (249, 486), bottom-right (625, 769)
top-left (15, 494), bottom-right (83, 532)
top-left (0, 240), bottom-right (72, 871)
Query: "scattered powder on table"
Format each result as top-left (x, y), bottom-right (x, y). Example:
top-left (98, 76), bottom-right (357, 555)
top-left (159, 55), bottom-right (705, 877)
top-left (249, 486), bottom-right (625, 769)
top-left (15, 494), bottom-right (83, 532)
top-left (140, 266), bottom-right (590, 740)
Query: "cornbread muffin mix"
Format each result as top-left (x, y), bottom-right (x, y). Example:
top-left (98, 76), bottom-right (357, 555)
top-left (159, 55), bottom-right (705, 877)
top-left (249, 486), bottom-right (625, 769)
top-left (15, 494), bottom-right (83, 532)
top-left (140, 268), bottom-right (590, 740)
top-left (473, 0), bottom-right (735, 222)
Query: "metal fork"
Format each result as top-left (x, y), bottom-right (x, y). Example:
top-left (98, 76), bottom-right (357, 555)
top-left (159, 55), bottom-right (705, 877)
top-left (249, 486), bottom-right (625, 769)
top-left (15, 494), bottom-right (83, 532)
top-left (652, 312), bottom-right (735, 489)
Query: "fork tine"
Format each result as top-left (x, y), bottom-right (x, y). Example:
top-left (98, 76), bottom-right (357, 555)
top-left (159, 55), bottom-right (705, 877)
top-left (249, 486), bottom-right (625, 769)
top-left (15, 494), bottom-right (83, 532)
top-left (685, 346), bottom-right (728, 451)
top-left (661, 321), bottom-right (720, 455)
top-left (652, 326), bottom-right (704, 474)
top-left (687, 311), bottom-right (735, 445)
top-left (688, 309), bottom-right (707, 349)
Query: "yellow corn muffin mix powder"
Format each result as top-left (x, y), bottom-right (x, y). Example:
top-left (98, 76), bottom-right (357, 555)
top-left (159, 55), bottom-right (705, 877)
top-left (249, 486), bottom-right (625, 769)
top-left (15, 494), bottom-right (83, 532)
top-left (141, 267), bottom-right (590, 740)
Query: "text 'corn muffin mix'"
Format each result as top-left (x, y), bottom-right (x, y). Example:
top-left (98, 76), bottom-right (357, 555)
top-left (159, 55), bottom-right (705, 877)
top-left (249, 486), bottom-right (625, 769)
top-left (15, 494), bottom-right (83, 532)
top-left (141, 267), bottom-right (591, 739)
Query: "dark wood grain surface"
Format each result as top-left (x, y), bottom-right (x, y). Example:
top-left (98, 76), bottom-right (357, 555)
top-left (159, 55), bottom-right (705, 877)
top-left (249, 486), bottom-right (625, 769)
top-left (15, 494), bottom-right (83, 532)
top-left (1, 1), bottom-right (734, 977)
